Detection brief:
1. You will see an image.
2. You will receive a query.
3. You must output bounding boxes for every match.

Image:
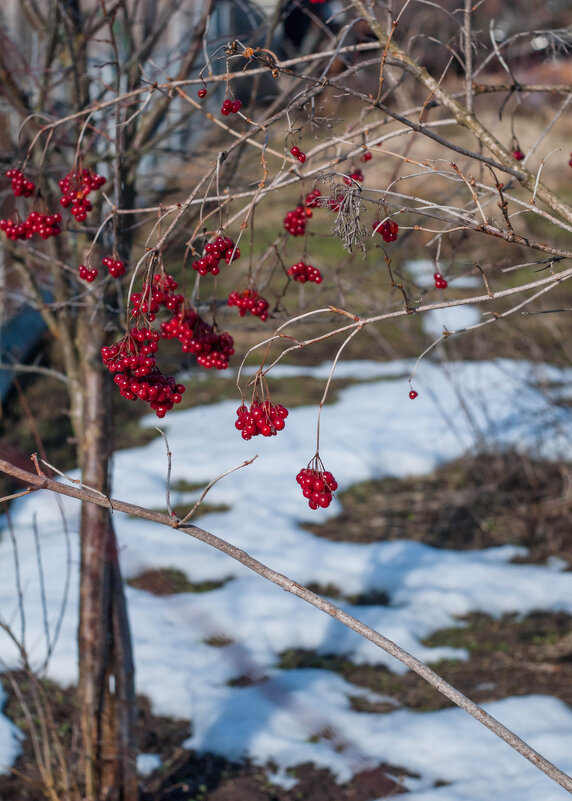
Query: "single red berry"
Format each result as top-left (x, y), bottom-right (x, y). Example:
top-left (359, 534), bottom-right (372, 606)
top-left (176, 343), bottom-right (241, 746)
top-left (290, 146), bottom-right (301, 157)
top-left (512, 149), bottom-right (525, 161)
top-left (360, 151), bottom-right (372, 162)
top-left (198, 88), bottom-right (207, 98)
top-left (409, 389), bottom-right (418, 399)
top-left (297, 152), bottom-right (307, 163)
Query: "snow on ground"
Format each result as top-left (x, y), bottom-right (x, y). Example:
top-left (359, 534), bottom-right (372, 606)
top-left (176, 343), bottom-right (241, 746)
top-left (2, 358), bottom-right (572, 798)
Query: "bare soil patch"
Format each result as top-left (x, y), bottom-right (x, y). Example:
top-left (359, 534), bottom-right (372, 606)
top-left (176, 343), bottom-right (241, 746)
top-left (304, 451), bottom-right (572, 565)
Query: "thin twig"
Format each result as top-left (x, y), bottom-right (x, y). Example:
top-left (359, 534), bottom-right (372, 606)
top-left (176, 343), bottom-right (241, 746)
top-left (155, 427), bottom-right (174, 518)
top-left (177, 456), bottom-right (259, 525)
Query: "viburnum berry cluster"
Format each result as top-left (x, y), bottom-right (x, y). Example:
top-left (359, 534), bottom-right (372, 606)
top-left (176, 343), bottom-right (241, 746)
top-left (161, 307), bottom-right (235, 369)
top-left (434, 271), bottom-right (448, 289)
top-left (235, 398), bottom-right (289, 440)
top-left (343, 169), bottom-right (364, 185)
top-left (78, 264), bottom-right (98, 282)
top-left (59, 168), bottom-right (106, 222)
top-left (6, 169), bottom-right (35, 197)
top-left (103, 255), bottom-right (126, 278)
top-left (296, 463), bottom-right (338, 510)
top-left (101, 327), bottom-right (185, 418)
top-left (284, 205), bottom-right (308, 236)
top-left (287, 260), bottom-right (323, 284)
top-left (305, 188), bottom-right (322, 210)
top-left (221, 98), bottom-right (242, 116)
top-left (228, 289), bottom-right (270, 320)
top-left (101, 266), bottom-right (237, 416)
top-left (130, 274), bottom-right (183, 321)
top-left (128, 272), bottom-right (235, 370)
top-left (373, 218), bottom-right (399, 242)
top-left (0, 211), bottom-right (62, 241)
top-left (290, 145), bottom-right (307, 164)
top-left (192, 235), bottom-right (240, 276)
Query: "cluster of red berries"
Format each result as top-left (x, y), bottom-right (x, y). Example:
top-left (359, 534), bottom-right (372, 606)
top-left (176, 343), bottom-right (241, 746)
top-left (360, 151), bottom-right (372, 162)
top-left (283, 205), bottom-right (308, 236)
top-left (130, 274), bottom-right (183, 321)
top-left (373, 218), bottom-right (399, 242)
top-left (101, 327), bottom-right (185, 418)
top-left (290, 146), bottom-right (307, 164)
top-left (192, 235), bottom-right (240, 276)
top-left (343, 169), bottom-right (364, 185)
top-left (78, 264), bottom-right (98, 282)
top-left (287, 260), bottom-right (323, 284)
top-left (512, 149), bottom-right (525, 161)
top-left (198, 87), bottom-right (207, 98)
top-left (234, 399), bottom-right (289, 440)
top-left (161, 308), bottom-right (234, 369)
top-left (305, 188), bottom-right (322, 209)
top-left (326, 194), bottom-right (345, 213)
top-left (128, 273), bottom-right (234, 369)
top-left (228, 289), bottom-right (270, 320)
top-left (221, 98), bottom-right (242, 116)
top-left (59, 168), bottom-right (106, 222)
top-left (6, 169), bottom-right (35, 197)
top-left (0, 211), bottom-right (62, 241)
top-left (103, 255), bottom-right (126, 278)
top-left (409, 389), bottom-right (418, 400)
top-left (434, 271), bottom-right (448, 289)
top-left (296, 467), bottom-right (338, 510)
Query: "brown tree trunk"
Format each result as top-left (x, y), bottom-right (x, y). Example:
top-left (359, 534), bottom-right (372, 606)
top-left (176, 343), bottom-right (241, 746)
top-left (76, 309), bottom-right (138, 801)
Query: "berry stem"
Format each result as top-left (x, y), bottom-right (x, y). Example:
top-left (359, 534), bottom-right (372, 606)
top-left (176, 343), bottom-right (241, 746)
top-left (315, 325), bottom-right (362, 454)
top-left (177, 455), bottom-right (258, 525)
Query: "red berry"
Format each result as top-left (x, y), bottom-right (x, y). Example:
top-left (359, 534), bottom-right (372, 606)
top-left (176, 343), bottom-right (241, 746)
top-left (198, 88), bottom-right (207, 98)
top-left (283, 205), bottom-right (307, 236)
top-left (290, 146), bottom-right (301, 157)
top-left (409, 390), bottom-right (418, 399)
top-left (221, 99), bottom-right (233, 115)
top-left (512, 149), bottom-right (525, 161)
